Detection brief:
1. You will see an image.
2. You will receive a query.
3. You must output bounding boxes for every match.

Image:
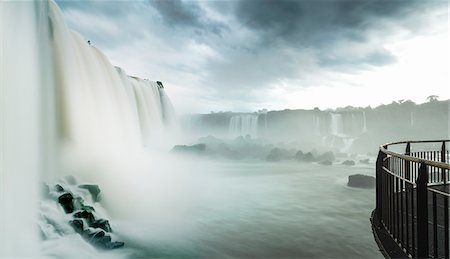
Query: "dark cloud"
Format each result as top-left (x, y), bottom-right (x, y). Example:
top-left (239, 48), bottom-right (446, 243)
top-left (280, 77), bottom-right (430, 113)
top-left (56, 0), bottom-right (448, 111)
top-left (151, 0), bottom-right (202, 27)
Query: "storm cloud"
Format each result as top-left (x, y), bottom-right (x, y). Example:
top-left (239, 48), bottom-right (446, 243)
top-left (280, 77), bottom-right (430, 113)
top-left (57, 0), bottom-right (448, 112)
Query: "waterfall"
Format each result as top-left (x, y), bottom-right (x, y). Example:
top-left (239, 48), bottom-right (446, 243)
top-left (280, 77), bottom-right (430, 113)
top-left (410, 112), bottom-right (414, 127)
top-left (1, 1), bottom-right (177, 256)
top-left (0, 1), bottom-right (52, 256)
top-left (49, 1), bottom-right (176, 152)
top-left (330, 113), bottom-right (344, 137)
top-left (228, 114), bottom-right (258, 138)
top-left (362, 111), bottom-right (367, 133)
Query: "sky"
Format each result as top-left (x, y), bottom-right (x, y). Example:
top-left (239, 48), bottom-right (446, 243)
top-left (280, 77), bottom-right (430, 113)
top-left (57, 0), bottom-right (449, 114)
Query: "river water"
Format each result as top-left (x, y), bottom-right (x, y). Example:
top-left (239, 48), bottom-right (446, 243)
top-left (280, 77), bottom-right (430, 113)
top-left (114, 160), bottom-right (383, 259)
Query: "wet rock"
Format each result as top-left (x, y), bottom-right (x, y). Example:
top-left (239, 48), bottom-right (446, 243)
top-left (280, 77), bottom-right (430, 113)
top-left (82, 205), bottom-right (95, 212)
top-left (266, 148), bottom-right (282, 162)
top-left (70, 219), bottom-right (84, 234)
top-left (347, 174), bottom-right (375, 188)
top-left (318, 151), bottom-right (335, 162)
top-left (79, 185), bottom-right (101, 202)
top-left (295, 150), bottom-right (304, 161)
top-left (58, 193), bottom-right (74, 213)
top-left (302, 152), bottom-right (315, 162)
top-left (342, 160), bottom-right (355, 166)
top-left (319, 160), bottom-right (332, 166)
top-left (91, 219), bottom-right (112, 232)
top-left (82, 229), bottom-right (124, 249)
top-left (54, 184), bottom-right (64, 192)
top-left (359, 158), bottom-right (370, 164)
top-left (74, 210), bottom-right (95, 224)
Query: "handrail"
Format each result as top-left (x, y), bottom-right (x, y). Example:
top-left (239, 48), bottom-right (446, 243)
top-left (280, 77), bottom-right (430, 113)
top-left (379, 140), bottom-right (450, 170)
top-left (374, 139), bottom-right (450, 258)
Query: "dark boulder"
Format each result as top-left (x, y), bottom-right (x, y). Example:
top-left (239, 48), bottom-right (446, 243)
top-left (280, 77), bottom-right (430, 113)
top-left (79, 185), bottom-right (101, 202)
top-left (266, 148), bottom-right (282, 162)
top-left (74, 210), bottom-right (95, 224)
top-left (342, 160), bottom-right (355, 166)
top-left (58, 193), bottom-right (74, 213)
top-left (347, 174), bottom-right (375, 188)
top-left (82, 229), bottom-right (124, 249)
top-left (302, 152), bottom-right (315, 162)
top-left (295, 150), bottom-right (304, 161)
top-left (70, 219), bottom-right (84, 234)
top-left (359, 158), bottom-right (370, 164)
top-left (91, 219), bottom-right (112, 232)
top-left (317, 151), bottom-right (335, 162)
top-left (54, 184), bottom-right (64, 192)
top-left (319, 160), bottom-right (332, 166)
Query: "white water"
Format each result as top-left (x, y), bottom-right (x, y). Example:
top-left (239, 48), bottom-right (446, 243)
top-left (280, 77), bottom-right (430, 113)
top-left (330, 113), bottom-right (344, 137)
top-left (0, 1), bottom-right (53, 256)
top-left (1, 1), bottom-right (177, 257)
top-left (362, 111), bottom-right (368, 133)
top-left (50, 3), bottom-right (176, 153)
top-left (228, 114), bottom-right (259, 138)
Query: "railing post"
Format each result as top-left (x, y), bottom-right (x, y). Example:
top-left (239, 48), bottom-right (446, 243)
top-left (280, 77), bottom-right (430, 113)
top-left (417, 163), bottom-right (429, 258)
top-left (405, 142), bottom-right (411, 180)
top-left (376, 147), bottom-right (387, 218)
top-left (442, 141), bottom-right (446, 183)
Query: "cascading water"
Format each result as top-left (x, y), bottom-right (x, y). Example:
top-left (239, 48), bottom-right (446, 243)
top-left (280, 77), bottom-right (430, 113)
top-left (1, 0), bottom-right (178, 257)
top-left (330, 113), bottom-right (344, 137)
top-left (228, 114), bottom-right (259, 138)
top-left (0, 1), bottom-right (53, 256)
top-left (362, 111), bottom-right (368, 133)
top-left (50, 3), bottom-right (176, 152)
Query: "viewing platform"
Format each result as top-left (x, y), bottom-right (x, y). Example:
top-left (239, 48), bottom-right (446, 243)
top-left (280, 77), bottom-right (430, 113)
top-left (371, 140), bottom-right (450, 258)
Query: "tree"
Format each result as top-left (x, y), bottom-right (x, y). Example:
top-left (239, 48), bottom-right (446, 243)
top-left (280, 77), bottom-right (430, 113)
top-left (426, 95), bottom-right (439, 102)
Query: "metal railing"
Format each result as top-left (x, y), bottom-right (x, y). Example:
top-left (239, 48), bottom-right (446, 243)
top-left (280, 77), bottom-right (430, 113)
top-left (375, 140), bottom-right (450, 258)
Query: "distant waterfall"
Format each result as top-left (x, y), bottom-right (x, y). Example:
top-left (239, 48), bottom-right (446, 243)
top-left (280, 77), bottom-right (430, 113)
top-left (330, 113), bottom-right (344, 137)
top-left (49, 1), bottom-right (176, 151)
top-left (362, 111), bottom-right (367, 133)
top-left (229, 114), bottom-right (258, 138)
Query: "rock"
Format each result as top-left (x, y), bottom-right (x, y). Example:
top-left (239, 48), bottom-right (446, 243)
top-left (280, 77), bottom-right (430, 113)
top-left (74, 210), bottom-right (95, 224)
top-left (82, 205), bottom-right (95, 212)
top-left (70, 219), bottom-right (84, 234)
top-left (91, 219), bottom-right (112, 232)
top-left (359, 158), bottom-right (370, 164)
top-left (347, 174), bottom-right (375, 188)
top-left (302, 152), bottom-right (315, 162)
top-left (54, 184), bottom-right (64, 192)
top-left (295, 150), bottom-right (304, 160)
top-left (266, 148), bottom-right (282, 162)
top-left (318, 151), bottom-right (335, 162)
top-left (79, 184), bottom-right (101, 202)
top-left (342, 160), bottom-right (355, 166)
top-left (171, 144), bottom-right (206, 155)
top-left (82, 229), bottom-right (124, 249)
top-left (319, 160), bottom-right (332, 166)
top-left (58, 193), bottom-right (74, 213)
